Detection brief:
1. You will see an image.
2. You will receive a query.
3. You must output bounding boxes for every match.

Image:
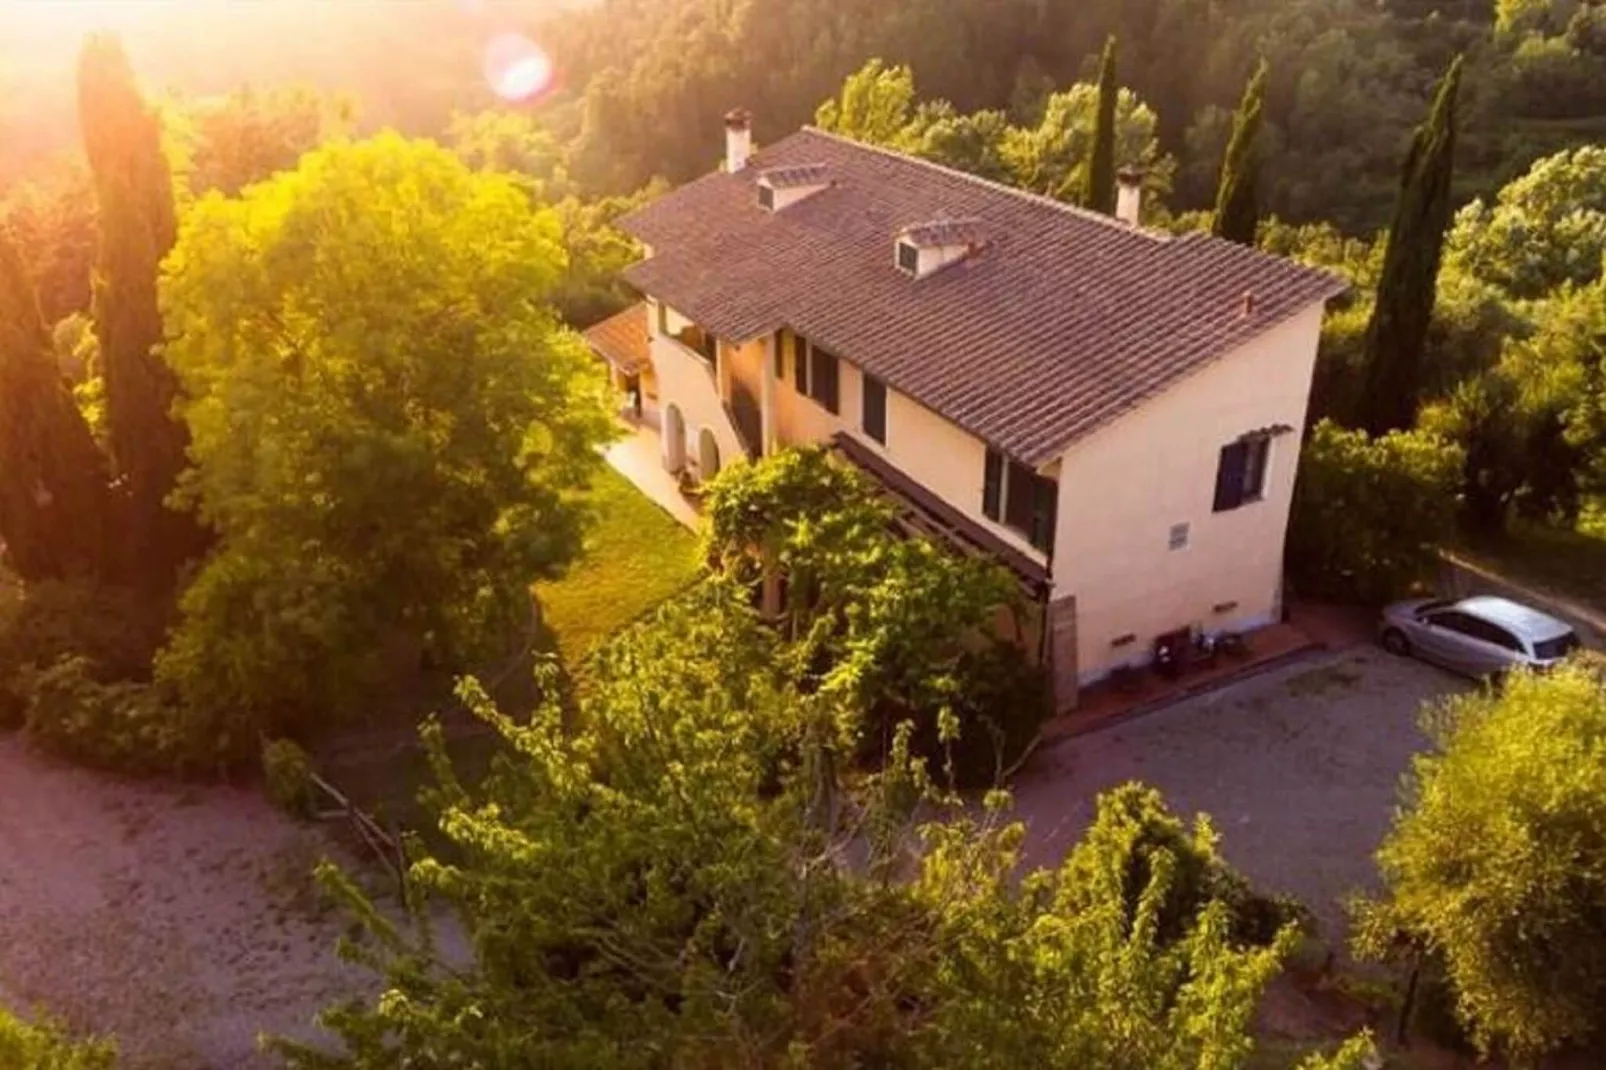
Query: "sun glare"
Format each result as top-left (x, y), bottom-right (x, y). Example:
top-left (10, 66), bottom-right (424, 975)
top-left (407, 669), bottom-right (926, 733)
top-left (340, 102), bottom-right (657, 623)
top-left (483, 32), bottom-right (554, 103)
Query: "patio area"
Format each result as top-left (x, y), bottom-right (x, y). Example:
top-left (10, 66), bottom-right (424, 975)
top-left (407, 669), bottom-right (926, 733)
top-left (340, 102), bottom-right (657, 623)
top-left (602, 407), bottom-right (701, 532)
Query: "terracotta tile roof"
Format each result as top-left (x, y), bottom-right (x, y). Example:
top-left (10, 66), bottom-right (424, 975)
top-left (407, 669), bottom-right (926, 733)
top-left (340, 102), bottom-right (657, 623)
top-left (582, 302), bottom-right (650, 375)
top-left (901, 218), bottom-right (985, 248)
top-left (760, 163), bottom-right (830, 189)
top-left (619, 128), bottom-right (1346, 466)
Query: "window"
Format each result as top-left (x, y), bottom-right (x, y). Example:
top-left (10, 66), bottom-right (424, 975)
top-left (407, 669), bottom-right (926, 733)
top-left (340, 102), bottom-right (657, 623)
top-left (1426, 611), bottom-right (1482, 639)
top-left (1436, 614), bottom-right (1521, 652)
top-left (982, 448), bottom-right (1057, 554)
top-left (1168, 523), bottom-right (1190, 551)
top-left (793, 332), bottom-right (809, 394)
top-left (758, 183), bottom-right (776, 211)
top-left (897, 240), bottom-right (920, 274)
top-left (1535, 632), bottom-right (1582, 660)
top-left (773, 331), bottom-right (785, 379)
top-left (862, 374), bottom-right (887, 444)
top-left (809, 345), bottom-right (840, 414)
top-left (656, 301), bottom-right (669, 335)
top-left (1212, 435), bottom-right (1272, 512)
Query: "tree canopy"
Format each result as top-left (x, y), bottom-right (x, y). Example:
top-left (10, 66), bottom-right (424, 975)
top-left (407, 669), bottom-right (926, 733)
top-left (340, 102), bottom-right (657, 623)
top-left (273, 584), bottom-right (1373, 1070)
top-left (154, 133), bottom-right (614, 746)
top-left (1355, 661), bottom-right (1606, 1062)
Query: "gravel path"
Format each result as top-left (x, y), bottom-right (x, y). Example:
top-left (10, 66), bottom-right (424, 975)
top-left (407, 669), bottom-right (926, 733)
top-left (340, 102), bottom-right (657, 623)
top-left (0, 736), bottom-right (377, 1069)
top-left (1011, 647), bottom-right (1467, 940)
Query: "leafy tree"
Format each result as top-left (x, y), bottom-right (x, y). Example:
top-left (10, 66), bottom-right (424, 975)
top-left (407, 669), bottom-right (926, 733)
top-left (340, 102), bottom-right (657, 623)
top-left (1212, 60), bottom-right (1269, 245)
top-left (1354, 662), bottom-right (1606, 1062)
top-left (911, 106), bottom-right (1016, 183)
top-left (1287, 419), bottom-right (1463, 603)
top-left (814, 58), bottom-right (921, 150)
top-left (154, 134), bottom-right (615, 748)
top-left (703, 448), bottom-right (1041, 786)
top-left (0, 159), bottom-right (96, 324)
top-left (1083, 36), bottom-right (1119, 213)
top-left (446, 108), bottom-right (572, 202)
top-left (77, 33), bottom-right (203, 582)
top-left (176, 85), bottom-right (355, 196)
top-left (999, 83), bottom-right (1172, 203)
top-left (1447, 145), bottom-right (1606, 299)
top-left (0, 227), bottom-right (115, 583)
top-left (0, 1007), bottom-right (114, 1070)
top-left (1359, 56), bottom-right (1464, 436)
top-left (273, 591), bottom-right (1372, 1069)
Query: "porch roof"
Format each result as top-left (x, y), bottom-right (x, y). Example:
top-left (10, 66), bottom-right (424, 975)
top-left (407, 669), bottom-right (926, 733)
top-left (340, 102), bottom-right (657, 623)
top-left (583, 302), bottom-right (651, 375)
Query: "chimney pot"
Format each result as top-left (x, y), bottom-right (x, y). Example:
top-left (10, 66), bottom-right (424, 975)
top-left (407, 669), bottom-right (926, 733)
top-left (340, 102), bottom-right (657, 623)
top-left (1115, 167), bottom-right (1144, 226)
top-left (724, 108), bottom-right (753, 172)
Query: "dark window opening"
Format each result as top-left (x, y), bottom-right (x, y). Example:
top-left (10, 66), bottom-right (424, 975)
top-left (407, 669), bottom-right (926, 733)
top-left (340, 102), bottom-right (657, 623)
top-left (983, 449), bottom-right (1003, 521)
top-left (897, 241), bottom-right (920, 274)
top-left (809, 345), bottom-right (840, 414)
top-left (656, 301), bottom-right (669, 335)
top-left (793, 332), bottom-right (809, 394)
top-left (758, 184), bottom-right (776, 211)
top-left (1004, 459), bottom-right (1036, 534)
top-left (1535, 632), bottom-right (1582, 660)
top-left (863, 374), bottom-right (887, 444)
top-left (1212, 435), bottom-right (1271, 512)
top-left (773, 331), bottom-right (785, 379)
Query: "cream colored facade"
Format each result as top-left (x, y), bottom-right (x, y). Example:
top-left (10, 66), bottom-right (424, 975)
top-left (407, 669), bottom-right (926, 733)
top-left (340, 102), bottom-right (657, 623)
top-left (644, 293), bottom-right (1327, 695)
top-left (1050, 303), bottom-right (1326, 683)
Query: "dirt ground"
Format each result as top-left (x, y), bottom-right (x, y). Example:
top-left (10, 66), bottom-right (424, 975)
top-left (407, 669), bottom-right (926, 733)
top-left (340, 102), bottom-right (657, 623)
top-left (1011, 645), bottom-right (1467, 941)
top-left (0, 735), bottom-right (377, 1069)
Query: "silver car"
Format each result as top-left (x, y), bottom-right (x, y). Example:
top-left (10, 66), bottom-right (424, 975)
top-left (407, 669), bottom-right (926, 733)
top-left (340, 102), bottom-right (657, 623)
top-left (1379, 595), bottom-right (1581, 678)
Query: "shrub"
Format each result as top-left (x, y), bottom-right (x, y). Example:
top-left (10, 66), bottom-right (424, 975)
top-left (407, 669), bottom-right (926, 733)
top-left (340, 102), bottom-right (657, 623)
top-left (20, 656), bottom-right (218, 776)
top-left (262, 738), bottom-right (317, 819)
top-left (0, 574), bottom-right (167, 726)
top-left (0, 1006), bottom-right (115, 1070)
top-left (1287, 419), bottom-right (1463, 603)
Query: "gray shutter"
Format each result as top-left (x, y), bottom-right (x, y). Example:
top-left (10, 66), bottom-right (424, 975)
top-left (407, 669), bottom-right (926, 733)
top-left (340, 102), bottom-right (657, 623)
top-left (1213, 442), bottom-right (1249, 512)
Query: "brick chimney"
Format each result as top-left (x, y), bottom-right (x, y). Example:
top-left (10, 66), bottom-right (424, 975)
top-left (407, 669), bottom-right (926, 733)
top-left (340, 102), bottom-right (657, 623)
top-left (724, 108), bottom-right (753, 173)
top-left (1116, 167), bottom-right (1144, 226)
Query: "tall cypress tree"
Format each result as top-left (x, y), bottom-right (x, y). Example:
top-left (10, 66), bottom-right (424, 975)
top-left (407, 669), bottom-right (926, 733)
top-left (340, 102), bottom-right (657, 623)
top-left (1083, 36), bottom-right (1118, 215)
top-left (1212, 60), bottom-right (1269, 246)
top-left (0, 228), bottom-right (116, 582)
top-left (1360, 56), bottom-right (1464, 436)
top-left (77, 34), bottom-right (204, 581)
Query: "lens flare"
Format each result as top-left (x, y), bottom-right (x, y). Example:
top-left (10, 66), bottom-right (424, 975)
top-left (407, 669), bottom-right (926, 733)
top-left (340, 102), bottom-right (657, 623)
top-left (483, 32), bottom-right (554, 103)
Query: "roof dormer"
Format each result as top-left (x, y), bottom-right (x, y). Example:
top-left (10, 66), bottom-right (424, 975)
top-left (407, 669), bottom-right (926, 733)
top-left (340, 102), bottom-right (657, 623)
top-left (757, 164), bottom-right (830, 212)
top-left (896, 218), bottom-right (985, 279)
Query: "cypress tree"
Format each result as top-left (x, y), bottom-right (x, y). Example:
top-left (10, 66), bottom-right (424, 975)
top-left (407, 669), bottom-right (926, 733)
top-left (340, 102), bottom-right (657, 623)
top-left (0, 228), bottom-right (116, 582)
top-left (1212, 60), bottom-right (1269, 246)
top-left (77, 33), bottom-right (204, 581)
top-left (1360, 56), bottom-right (1464, 436)
top-left (1084, 36), bottom-right (1118, 215)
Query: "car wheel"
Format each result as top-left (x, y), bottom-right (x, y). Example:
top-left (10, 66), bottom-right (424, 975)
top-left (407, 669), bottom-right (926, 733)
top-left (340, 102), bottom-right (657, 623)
top-left (1381, 628), bottom-right (1411, 657)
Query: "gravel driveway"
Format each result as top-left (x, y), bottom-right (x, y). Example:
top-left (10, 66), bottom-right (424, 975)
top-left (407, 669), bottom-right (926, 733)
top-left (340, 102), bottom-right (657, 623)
top-left (1010, 647), bottom-right (1467, 940)
top-left (0, 736), bottom-right (375, 1069)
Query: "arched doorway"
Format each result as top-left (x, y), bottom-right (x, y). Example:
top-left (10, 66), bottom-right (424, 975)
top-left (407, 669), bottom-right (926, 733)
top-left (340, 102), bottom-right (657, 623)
top-left (661, 403), bottom-right (686, 472)
top-left (698, 426), bottom-right (721, 479)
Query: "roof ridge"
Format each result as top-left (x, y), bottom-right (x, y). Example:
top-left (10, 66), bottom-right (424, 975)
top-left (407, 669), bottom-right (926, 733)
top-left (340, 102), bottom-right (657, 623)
top-left (799, 124), bottom-right (1171, 246)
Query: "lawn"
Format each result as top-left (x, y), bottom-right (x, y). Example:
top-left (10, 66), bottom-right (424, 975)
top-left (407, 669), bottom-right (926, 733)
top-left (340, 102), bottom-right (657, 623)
top-left (534, 464), bottom-right (704, 667)
top-left (1453, 519), bottom-right (1606, 622)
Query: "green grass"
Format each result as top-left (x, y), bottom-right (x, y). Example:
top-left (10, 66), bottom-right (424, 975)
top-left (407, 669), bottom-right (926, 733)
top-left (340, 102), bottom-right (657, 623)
top-left (1454, 519), bottom-right (1606, 621)
top-left (534, 464), bottom-right (703, 667)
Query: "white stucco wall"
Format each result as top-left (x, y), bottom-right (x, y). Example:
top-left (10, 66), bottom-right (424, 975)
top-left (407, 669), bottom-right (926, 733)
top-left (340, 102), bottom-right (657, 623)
top-left (647, 299), bottom-right (746, 476)
top-left (771, 332), bottom-right (1046, 565)
top-left (1051, 303), bottom-right (1326, 683)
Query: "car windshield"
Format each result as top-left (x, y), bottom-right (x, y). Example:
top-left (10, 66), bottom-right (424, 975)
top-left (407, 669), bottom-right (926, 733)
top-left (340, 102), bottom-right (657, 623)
top-left (1533, 632), bottom-right (1582, 660)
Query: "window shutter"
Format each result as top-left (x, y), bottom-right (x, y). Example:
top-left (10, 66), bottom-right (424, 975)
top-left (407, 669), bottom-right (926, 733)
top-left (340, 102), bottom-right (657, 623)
top-left (793, 334), bottom-right (809, 394)
top-left (773, 332), bottom-right (785, 379)
top-left (863, 374), bottom-right (887, 443)
top-left (656, 301), bottom-right (669, 335)
top-left (1213, 442), bottom-right (1249, 512)
top-left (1005, 459), bottom-right (1036, 533)
top-left (983, 449), bottom-right (1003, 520)
top-left (812, 347), bottom-right (840, 414)
top-left (1030, 476), bottom-right (1058, 553)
